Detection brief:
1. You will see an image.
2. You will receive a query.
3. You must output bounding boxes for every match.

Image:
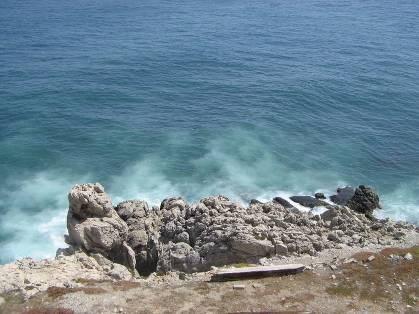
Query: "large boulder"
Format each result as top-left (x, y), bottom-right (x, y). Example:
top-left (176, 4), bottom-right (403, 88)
top-left (347, 185), bottom-right (380, 218)
top-left (330, 186), bottom-right (355, 205)
top-left (68, 183), bottom-right (113, 219)
top-left (67, 183), bottom-right (136, 271)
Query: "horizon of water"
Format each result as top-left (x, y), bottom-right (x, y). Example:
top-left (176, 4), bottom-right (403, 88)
top-left (1, 0), bottom-right (419, 264)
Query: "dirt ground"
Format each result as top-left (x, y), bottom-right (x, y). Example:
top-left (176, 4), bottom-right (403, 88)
top-left (1, 246), bottom-right (418, 314)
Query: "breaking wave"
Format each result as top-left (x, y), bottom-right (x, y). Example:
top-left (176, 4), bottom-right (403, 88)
top-left (0, 131), bottom-right (417, 264)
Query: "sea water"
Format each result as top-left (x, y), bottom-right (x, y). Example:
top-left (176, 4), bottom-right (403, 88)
top-left (0, 0), bottom-right (418, 263)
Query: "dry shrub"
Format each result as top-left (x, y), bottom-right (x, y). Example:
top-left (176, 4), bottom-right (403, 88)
top-left (47, 286), bottom-right (106, 299)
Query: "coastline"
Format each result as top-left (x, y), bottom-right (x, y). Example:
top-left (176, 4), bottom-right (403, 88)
top-left (0, 183), bottom-right (418, 313)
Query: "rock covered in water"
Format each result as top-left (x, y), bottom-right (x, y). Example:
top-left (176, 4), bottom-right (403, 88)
top-left (67, 183), bottom-right (136, 271)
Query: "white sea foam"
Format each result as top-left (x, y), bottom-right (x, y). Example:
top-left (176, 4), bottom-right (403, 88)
top-left (0, 172), bottom-right (87, 263)
top-left (0, 135), bottom-right (417, 263)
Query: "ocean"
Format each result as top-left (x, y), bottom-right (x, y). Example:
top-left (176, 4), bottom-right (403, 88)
top-left (0, 0), bottom-right (418, 264)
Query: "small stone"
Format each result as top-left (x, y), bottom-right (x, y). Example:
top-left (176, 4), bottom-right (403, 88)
top-left (404, 253), bottom-right (413, 260)
top-left (393, 231), bottom-right (405, 240)
top-left (367, 255), bottom-right (375, 262)
top-left (344, 258), bottom-right (357, 264)
top-left (233, 284), bottom-right (245, 290)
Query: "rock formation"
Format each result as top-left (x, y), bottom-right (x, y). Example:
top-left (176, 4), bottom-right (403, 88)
top-left (63, 183), bottom-right (413, 276)
top-left (330, 185), bottom-right (380, 218)
top-left (67, 183), bottom-right (136, 271)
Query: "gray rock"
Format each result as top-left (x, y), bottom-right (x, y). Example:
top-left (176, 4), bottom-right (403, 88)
top-left (290, 196), bottom-right (329, 208)
top-left (327, 232), bottom-right (340, 242)
top-left (321, 207), bottom-right (340, 221)
top-left (116, 200), bottom-right (149, 220)
top-left (231, 237), bottom-right (275, 257)
top-left (347, 185), bottom-right (380, 218)
top-left (60, 182), bottom-right (414, 275)
top-left (330, 186), bottom-right (355, 205)
top-left (314, 192), bottom-right (326, 199)
top-left (67, 184), bottom-right (136, 271)
top-left (275, 243), bottom-right (288, 255)
top-left (250, 199), bottom-right (263, 205)
top-left (68, 183), bottom-right (113, 219)
top-left (272, 197), bottom-right (294, 208)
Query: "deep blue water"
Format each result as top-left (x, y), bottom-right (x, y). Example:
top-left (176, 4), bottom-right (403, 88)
top-left (1, 0), bottom-right (419, 263)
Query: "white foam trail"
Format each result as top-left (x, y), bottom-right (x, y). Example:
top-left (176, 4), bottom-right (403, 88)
top-left (0, 130), bottom-right (417, 264)
top-left (378, 182), bottom-right (419, 224)
top-left (0, 172), bottom-right (88, 263)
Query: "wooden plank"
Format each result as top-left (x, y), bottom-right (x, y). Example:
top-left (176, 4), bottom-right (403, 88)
top-left (211, 264), bottom-right (305, 281)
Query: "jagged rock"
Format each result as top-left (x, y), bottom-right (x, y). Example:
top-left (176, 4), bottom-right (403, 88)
top-left (68, 183), bottom-right (113, 219)
top-left (330, 186), bottom-right (355, 205)
top-left (67, 183), bottom-right (136, 271)
top-left (250, 199), bottom-right (263, 205)
top-left (116, 200), bottom-right (161, 275)
top-left (116, 200), bottom-right (150, 220)
top-left (272, 197), bottom-right (294, 208)
top-left (321, 207), bottom-right (339, 221)
top-left (347, 185), bottom-right (380, 218)
top-left (275, 243), bottom-right (288, 255)
top-left (290, 196), bottom-right (328, 208)
top-left (231, 237), bottom-right (275, 257)
top-left (314, 192), bottom-right (326, 199)
top-left (61, 183), bottom-right (415, 275)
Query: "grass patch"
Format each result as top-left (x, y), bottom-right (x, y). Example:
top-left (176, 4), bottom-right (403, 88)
top-left (111, 281), bottom-right (142, 291)
top-left (326, 282), bottom-right (356, 297)
top-left (47, 287), bottom-right (107, 299)
top-left (0, 291), bottom-right (25, 306)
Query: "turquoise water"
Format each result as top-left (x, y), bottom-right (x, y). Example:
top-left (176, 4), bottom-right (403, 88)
top-left (1, 0), bottom-right (419, 263)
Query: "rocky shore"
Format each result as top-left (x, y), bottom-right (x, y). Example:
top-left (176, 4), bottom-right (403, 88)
top-left (0, 183), bottom-right (418, 310)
